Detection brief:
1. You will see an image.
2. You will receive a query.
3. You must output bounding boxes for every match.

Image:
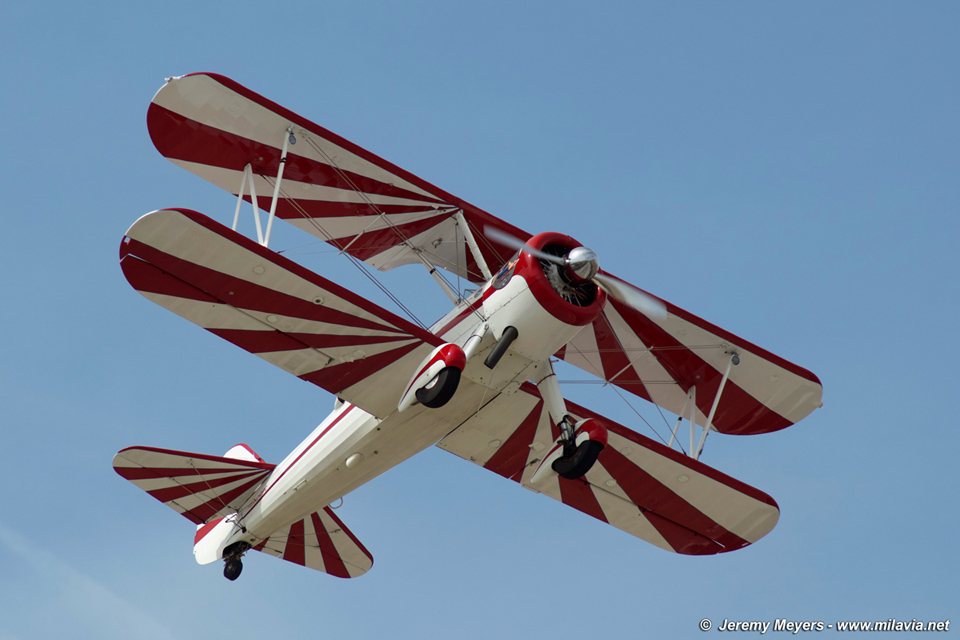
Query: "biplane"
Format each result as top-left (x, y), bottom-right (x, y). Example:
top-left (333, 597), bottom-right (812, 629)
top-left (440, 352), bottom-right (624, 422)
top-left (113, 73), bottom-right (823, 581)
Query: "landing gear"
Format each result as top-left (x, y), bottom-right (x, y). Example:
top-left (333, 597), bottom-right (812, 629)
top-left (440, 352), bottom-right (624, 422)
top-left (223, 557), bottom-right (243, 581)
top-left (399, 343), bottom-right (467, 413)
top-left (552, 439), bottom-right (605, 479)
top-left (222, 541), bottom-right (251, 581)
top-left (415, 366), bottom-right (461, 408)
top-left (550, 416), bottom-right (606, 480)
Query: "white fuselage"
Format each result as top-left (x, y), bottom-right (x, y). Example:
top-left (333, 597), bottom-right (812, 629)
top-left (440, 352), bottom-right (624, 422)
top-left (221, 265), bottom-right (599, 552)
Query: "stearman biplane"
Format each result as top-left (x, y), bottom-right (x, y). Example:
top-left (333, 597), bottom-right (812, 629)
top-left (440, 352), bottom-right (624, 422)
top-left (113, 73), bottom-right (823, 581)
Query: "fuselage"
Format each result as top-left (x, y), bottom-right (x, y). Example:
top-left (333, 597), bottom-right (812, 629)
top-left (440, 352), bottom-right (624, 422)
top-left (222, 234), bottom-right (607, 552)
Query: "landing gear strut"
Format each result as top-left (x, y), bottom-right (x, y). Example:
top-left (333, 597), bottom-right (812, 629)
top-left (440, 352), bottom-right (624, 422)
top-left (533, 363), bottom-right (607, 481)
top-left (222, 541), bottom-right (251, 581)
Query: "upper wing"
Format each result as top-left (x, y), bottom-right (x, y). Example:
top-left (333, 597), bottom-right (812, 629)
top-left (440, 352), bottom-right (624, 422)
top-left (558, 286), bottom-right (823, 435)
top-left (113, 446), bottom-right (275, 525)
top-left (120, 207), bottom-right (444, 419)
top-left (148, 73), bottom-right (527, 283)
top-left (437, 383), bottom-right (779, 555)
top-left (145, 74), bottom-right (821, 434)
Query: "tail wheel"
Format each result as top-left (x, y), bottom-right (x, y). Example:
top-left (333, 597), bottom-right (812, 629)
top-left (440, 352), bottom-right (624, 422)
top-left (552, 440), bottom-right (604, 480)
top-left (415, 366), bottom-right (461, 409)
top-left (223, 557), bottom-right (243, 581)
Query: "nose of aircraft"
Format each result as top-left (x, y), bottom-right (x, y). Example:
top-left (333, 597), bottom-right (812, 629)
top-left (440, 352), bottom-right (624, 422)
top-left (564, 246), bottom-right (600, 282)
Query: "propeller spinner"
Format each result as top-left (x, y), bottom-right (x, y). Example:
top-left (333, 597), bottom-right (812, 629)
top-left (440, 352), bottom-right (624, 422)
top-left (486, 227), bottom-right (667, 320)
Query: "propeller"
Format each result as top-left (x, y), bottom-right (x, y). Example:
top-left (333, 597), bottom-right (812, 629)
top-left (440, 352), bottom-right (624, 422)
top-left (485, 226), bottom-right (667, 320)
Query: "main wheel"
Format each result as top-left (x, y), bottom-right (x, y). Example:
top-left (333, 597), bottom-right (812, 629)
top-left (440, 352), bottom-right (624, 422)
top-left (223, 557), bottom-right (243, 581)
top-left (415, 366), bottom-right (461, 409)
top-left (552, 440), bottom-right (604, 480)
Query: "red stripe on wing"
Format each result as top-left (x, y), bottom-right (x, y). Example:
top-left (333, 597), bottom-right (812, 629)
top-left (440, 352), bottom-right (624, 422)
top-left (590, 313), bottom-right (653, 402)
top-left (558, 478), bottom-right (608, 523)
top-left (119, 253), bottom-right (219, 303)
top-left (299, 340), bottom-right (421, 394)
top-left (150, 74), bottom-right (531, 283)
top-left (597, 445), bottom-right (748, 551)
top-left (545, 418), bottom-right (609, 523)
top-left (482, 400), bottom-right (543, 480)
top-left (641, 510), bottom-right (724, 555)
top-left (209, 329), bottom-right (412, 354)
top-left (149, 104), bottom-right (447, 209)
top-left (326, 215), bottom-right (451, 262)
top-left (608, 300), bottom-right (793, 435)
top-left (123, 237), bottom-right (405, 335)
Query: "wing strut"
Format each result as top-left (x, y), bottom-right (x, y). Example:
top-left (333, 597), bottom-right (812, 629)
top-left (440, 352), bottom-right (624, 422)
top-left (665, 352), bottom-right (740, 460)
top-left (455, 210), bottom-right (492, 281)
top-left (695, 352), bottom-right (740, 458)
top-left (668, 386), bottom-right (696, 454)
top-left (230, 128), bottom-right (293, 248)
top-left (417, 251), bottom-right (461, 304)
top-left (232, 163), bottom-right (260, 238)
top-left (263, 127), bottom-right (294, 248)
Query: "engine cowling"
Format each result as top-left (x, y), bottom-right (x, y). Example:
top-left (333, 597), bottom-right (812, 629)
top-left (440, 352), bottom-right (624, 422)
top-left (482, 232), bottom-right (607, 364)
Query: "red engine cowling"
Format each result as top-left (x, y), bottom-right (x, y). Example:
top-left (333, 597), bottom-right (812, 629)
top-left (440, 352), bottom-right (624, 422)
top-left (482, 232), bottom-right (607, 363)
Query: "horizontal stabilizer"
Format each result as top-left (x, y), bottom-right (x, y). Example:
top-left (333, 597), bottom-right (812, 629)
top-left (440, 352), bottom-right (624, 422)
top-left (113, 446), bottom-right (275, 524)
top-left (252, 507), bottom-right (373, 578)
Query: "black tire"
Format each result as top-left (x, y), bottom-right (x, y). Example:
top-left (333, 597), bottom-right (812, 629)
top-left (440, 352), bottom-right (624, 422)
top-left (223, 558), bottom-right (243, 581)
top-left (415, 366), bottom-right (461, 409)
top-left (552, 440), bottom-right (605, 480)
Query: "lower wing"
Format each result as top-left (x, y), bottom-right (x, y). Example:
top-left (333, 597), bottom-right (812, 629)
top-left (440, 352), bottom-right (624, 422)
top-left (120, 208), bottom-right (444, 419)
top-left (437, 383), bottom-right (778, 555)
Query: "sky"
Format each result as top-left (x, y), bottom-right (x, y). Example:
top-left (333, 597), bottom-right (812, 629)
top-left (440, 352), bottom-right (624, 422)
top-left (1, 1), bottom-right (957, 638)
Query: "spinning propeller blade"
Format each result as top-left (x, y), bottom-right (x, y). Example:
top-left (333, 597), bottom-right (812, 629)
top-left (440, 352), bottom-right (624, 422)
top-left (485, 226), bottom-right (565, 265)
top-left (593, 272), bottom-right (667, 320)
top-left (484, 226), bottom-right (667, 320)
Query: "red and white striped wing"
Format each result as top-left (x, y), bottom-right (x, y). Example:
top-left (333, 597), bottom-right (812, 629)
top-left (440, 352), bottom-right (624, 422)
top-left (113, 447), bottom-right (275, 525)
top-left (437, 384), bottom-right (779, 554)
top-left (148, 73), bottom-right (526, 283)
top-left (558, 294), bottom-right (823, 435)
top-left (120, 208), bottom-right (444, 419)
top-left (252, 507), bottom-right (373, 578)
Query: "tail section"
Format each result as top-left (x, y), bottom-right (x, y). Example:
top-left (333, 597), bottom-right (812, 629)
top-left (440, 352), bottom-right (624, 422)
top-left (252, 507), bottom-right (374, 578)
top-left (114, 443), bottom-right (374, 579)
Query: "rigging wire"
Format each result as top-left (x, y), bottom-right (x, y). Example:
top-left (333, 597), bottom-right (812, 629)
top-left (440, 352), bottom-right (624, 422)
top-left (608, 384), bottom-right (685, 454)
top-left (251, 131), bottom-right (701, 458)
top-left (259, 174), bottom-right (428, 330)
top-left (296, 129), bottom-right (465, 305)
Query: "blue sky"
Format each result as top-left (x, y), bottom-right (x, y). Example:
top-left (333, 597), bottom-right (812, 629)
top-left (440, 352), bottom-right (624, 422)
top-left (1, 2), bottom-right (957, 638)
